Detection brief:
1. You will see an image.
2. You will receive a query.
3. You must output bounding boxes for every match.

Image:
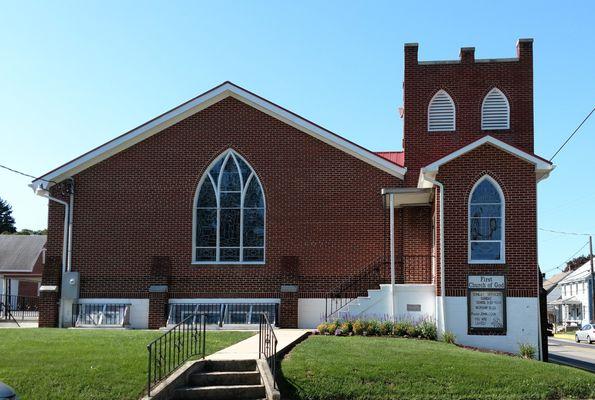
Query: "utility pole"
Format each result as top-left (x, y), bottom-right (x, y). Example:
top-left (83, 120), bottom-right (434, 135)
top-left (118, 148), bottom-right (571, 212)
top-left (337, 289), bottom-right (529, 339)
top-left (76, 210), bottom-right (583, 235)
top-left (590, 236), bottom-right (595, 323)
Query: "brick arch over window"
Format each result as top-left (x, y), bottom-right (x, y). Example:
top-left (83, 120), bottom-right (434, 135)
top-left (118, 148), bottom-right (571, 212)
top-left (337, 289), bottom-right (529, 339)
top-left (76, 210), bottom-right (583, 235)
top-left (468, 175), bottom-right (505, 264)
top-left (428, 89), bottom-right (456, 132)
top-left (481, 88), bottom-right (510, 130)
top-left (193, 149), bottom-right (265, 264)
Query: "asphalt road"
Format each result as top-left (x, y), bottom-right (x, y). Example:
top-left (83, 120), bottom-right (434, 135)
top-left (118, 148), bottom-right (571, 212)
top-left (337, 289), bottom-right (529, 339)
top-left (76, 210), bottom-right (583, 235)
top-left (548, 337), bottom-right (595, 372)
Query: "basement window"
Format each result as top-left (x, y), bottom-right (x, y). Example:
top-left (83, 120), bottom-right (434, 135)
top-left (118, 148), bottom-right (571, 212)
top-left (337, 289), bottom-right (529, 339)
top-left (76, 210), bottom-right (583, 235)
top-left (73, 303), bottom-right (130, 327)
top-left (167, 302), bottom-right (279, 326)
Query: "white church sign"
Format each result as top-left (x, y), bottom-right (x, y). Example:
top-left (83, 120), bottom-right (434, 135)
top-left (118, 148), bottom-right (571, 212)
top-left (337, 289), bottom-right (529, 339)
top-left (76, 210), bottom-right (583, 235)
top-left (468, 275), bottom-right (506, 334)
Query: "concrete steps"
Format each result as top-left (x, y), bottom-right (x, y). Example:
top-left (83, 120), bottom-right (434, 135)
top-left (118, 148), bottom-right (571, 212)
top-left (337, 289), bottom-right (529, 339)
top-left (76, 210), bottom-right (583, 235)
top-left (173, 360), bottom-right (265, 400)
top-left (337, 284), bottom-right (392, 319)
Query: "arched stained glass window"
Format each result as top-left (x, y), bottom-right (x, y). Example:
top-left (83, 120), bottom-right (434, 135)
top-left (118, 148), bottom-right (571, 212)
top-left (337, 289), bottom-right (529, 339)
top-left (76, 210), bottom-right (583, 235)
top-left (194, 150), bottom-right (265, 263)
top-left (469, 176), bottom-right (505, 263)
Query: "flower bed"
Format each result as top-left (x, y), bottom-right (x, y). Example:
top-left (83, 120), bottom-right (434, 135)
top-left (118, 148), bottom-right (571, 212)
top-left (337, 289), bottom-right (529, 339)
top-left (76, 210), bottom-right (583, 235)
top-left (316, 318), bottom-right (437, 340)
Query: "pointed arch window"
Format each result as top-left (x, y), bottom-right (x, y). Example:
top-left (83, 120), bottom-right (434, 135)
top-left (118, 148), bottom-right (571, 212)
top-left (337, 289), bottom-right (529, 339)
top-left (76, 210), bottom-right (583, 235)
top-left (194, 150), bottom-right (265, 264)
top-left (481, 88), bottom-right (510, 130)
top-left (428, 90), bottom-right (456, 132)
top-left (469, 176), bottom-right (505, 263)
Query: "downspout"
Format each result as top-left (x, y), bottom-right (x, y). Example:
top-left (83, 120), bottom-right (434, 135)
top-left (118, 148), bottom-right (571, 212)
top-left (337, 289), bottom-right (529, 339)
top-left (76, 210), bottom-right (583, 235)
top-left (389, 193), bottom-right (396, 322)
top-left (31, 183), bottom-right (73, 328)
top-left (66, 178), bottom-right (74, 273)
top-left (424, 176), bottom-right (446, 333)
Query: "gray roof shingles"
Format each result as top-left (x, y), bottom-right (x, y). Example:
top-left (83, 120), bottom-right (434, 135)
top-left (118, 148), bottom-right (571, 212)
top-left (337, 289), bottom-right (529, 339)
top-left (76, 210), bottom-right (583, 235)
top-left (0, 235), bottom-right (46, 272)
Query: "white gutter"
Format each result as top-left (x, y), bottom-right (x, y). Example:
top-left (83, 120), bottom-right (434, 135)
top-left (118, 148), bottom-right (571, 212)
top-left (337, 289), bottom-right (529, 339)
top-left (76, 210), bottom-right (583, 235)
top-left (423, 175), bottom-right (446, 333)
top-left (30, 185), bottom-right (70, 273)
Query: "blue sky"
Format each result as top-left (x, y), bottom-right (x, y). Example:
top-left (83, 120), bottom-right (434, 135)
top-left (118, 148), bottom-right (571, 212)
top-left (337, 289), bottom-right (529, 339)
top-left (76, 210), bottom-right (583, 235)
top-left (0, 1), bottom-right (593, 276)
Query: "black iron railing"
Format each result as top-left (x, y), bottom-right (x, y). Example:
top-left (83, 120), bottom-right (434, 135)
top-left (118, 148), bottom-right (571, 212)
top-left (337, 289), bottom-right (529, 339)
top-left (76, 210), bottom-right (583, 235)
top-left (72, 303), bottom-right (130, 327)
top-left (0, 294), bottom-right (39, 323)
top-left (147, 313), bottom-right (206, 396)
top-left (323, 255), bottom-right (434, 321)
top-left (259, 312), bottom-right (278, 389)
top-left (324, 256), bottom-right (390, 321)
top-left (167, 303), bottom-right (279, 327)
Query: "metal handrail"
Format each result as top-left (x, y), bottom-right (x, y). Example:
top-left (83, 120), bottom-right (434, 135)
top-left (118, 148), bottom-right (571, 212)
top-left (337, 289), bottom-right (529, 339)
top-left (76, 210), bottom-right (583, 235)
top-left (324, 256), bottom-right (389, 321)
top-left (323, 255), bottom-right (434, 321)
top-left (0, 293), bottom-right (39, 324)
top-left (146, 313), bottom-right (206, 396)
top-left (259, 313), bottom-right (278, 389)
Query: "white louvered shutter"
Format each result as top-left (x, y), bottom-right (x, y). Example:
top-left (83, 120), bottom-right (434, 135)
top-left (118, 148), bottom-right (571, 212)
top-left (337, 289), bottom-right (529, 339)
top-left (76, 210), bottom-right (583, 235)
top-left (428, 90), bottom-right (455, 131)
top-left (482, 88), bottom-right (510, 130)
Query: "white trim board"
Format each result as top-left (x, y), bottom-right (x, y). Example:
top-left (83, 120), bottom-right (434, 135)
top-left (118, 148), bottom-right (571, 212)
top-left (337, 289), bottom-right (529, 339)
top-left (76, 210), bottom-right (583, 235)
top-left (418, 135), bottom-right (554, 188)
top-left (32, 82), bottom-right (406, 190)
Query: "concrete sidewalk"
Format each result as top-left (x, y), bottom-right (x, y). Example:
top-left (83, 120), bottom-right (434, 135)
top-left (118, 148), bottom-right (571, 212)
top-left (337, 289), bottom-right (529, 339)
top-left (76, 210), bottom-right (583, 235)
top-left (208, 329), bottom-right (310, 360)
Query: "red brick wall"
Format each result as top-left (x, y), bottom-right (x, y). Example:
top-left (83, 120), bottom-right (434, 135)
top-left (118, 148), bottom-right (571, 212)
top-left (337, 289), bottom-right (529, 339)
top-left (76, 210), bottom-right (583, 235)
top-left (44, 97), bottom-right (406, 325)
top-left (437, 144), bottom-right (538, 297)
top-left (403, 40), bottom-right (533, 186)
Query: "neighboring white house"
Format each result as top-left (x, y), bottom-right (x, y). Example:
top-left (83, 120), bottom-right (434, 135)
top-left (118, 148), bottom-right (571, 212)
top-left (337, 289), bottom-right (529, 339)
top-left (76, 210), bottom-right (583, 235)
top-left (544, 270), bottom-right (572, 325)
top-left (549, 259), bottom-right (595, 326)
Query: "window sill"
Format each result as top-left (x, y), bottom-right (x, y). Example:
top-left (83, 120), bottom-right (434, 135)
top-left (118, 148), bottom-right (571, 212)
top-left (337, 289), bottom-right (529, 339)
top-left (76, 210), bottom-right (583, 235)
top-left (468, 260), bottom-right (506, 265)
top-left (191, 262), bottom-right (266, 266)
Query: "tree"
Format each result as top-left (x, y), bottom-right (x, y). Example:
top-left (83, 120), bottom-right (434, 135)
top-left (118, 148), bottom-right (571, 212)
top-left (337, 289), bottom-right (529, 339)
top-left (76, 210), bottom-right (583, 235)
top-left (564, 255), bottom-right (592, 272)
top-left (0, 197), bottom-right (16, 234)
top-left (14, 228), bottom-right (48, 235)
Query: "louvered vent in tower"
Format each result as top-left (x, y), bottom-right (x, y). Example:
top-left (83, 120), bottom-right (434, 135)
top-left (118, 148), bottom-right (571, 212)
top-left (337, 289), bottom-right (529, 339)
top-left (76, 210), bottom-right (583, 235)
top-left (428, 90), bottom-right (455, 132)
top-left (482, 88), bottom-right (510, 130)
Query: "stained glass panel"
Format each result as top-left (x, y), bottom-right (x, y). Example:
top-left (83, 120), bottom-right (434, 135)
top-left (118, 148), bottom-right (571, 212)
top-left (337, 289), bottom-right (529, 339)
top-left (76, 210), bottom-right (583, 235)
top-left (234, 155), bottom-right (252, 185)
top-left (220, 208), bottom-right (241, 246)
top-left (196, 248), bottom-right (216, 262)
top-left (196, 177), bottom-right (217, 208)
top-left (243, 248), bottom-right (264, 262)
top-left (470, 179), bottom-right (501, 204)
top-left (244, 177), bottom-right (264, 208)
top-left (196, 209), bottom-right (217, 246)
top-left (220, 157), bottom-right (241, 191)
top-left (243, 208), bottom-right (264, 246)
top-left (220, 248), bottom-right (240, 262)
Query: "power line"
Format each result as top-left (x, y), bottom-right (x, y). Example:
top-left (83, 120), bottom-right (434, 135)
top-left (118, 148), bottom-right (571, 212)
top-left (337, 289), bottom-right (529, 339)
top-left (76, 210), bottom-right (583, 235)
top-left (0, 164), bottom-right (55, 184)
top-left (539, 228), bottom-right (594, 237)
top-left (550, 106), bottom-right (595, 161)
top-left (543, 240), bottom-right (590, 274)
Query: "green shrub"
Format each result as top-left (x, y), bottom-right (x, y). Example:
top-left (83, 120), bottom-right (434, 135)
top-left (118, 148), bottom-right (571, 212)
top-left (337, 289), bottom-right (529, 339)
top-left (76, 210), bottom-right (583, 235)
top-left (366, 320), bottom-right (381, 336)
top-left (394, 321), bottom-right (413, 337)
top-left (406, 323), bottom-right (419, 338)
top-left (327, 321), bottom-right (339, 335)
top-left (316, 322), bottom-right (328, 334)
top-left (418, 320), bottom-right (437, 340)
top-left (442, 331), bottom-right (456, 344)
top-left (519, 343), bottom-right (536, 359)
top-left (339, 321), bottom-right (352, 335)
top-left (352, 320), bottom-right (365, 335)
top-left (380, 320), bottom-right (394, 336)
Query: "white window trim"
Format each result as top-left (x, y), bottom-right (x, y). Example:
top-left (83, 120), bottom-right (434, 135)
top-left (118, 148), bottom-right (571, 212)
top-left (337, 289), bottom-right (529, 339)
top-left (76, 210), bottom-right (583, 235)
top-left (427, 89), bottom-right (456, 132)
top-left (192, 149), bottom-right (266, 265)
top-left (481, 88), bottom-right (510, 130)
top-left (468, 175), bottom-right (506, 264)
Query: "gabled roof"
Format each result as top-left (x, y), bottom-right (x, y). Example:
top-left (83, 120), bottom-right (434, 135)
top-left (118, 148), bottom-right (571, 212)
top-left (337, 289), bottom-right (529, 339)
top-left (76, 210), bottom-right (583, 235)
top-left (543, 270), bottom-right (572, 293)
top-left (32, 81), bottom-right (406, 189)
top-left (418, 135), bottom-right (554, 188)
top-left (0, 235), bottom-right (46, 273)
top-left (376, 151), bottom-right (405, 167)
top-left (559, 259), bottom-right (595, 284)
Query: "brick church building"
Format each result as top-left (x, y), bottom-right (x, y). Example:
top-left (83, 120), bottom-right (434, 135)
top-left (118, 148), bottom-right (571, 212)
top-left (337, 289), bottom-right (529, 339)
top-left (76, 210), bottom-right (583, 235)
top-left (32, 39), bottom-right (553, 356)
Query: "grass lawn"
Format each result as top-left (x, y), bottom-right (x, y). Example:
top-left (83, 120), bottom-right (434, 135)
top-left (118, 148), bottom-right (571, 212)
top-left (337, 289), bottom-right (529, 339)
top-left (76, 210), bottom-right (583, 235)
top-left (553, 332), bottom-right (576, 341)
top-left (280, 336), bottom-right (595, 400)
top-left (0, 328), bottom-right (253, 400)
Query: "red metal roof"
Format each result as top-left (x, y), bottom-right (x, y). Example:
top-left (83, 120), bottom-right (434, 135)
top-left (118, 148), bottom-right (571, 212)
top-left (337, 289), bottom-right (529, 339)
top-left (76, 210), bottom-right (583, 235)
top-left (375, 151), bottom-right (405, 167)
